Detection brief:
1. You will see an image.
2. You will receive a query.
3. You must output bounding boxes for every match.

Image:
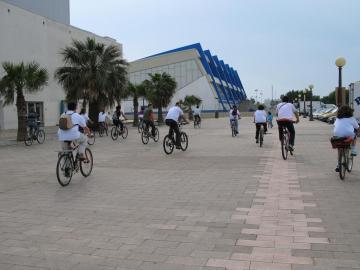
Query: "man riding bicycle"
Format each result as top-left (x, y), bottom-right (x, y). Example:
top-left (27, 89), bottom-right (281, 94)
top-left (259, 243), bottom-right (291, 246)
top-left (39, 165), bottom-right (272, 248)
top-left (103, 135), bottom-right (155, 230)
top-left (112, 105), bottom-right (127, 131)
top-left (165, 102), bottom-right (189, 149)
top-left (58, 102), bottom-right (90, 160)
top-left (143, 103), bottom-right (156, 137)
top-left (229, 105), bottom-right (241, 134)
top-left (193, 105), bottom-right (201, 124)
top-left (276, 96), bottom-right (299, 151)
top-left (27, 107), bottom-right (39, 138)
top-left (254, 104), bottom-right (268, 144)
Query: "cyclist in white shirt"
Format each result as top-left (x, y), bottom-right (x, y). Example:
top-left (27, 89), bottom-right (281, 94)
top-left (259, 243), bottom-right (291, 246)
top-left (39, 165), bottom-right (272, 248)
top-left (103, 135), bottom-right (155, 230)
top-left (193, 105), bottom-right (202, 124)
top-left (254, 104), bottom-right (268, 143)
top-left (98, 109), bottom-right (107, 130)
top-left (229, 105), bottom-right (241, 134)
top-left (165, 102), bottom-right (189, 149)
top-left (58, 102), bottom-right (89, 160)
top-left (276, 96), bottom-right (299, 151)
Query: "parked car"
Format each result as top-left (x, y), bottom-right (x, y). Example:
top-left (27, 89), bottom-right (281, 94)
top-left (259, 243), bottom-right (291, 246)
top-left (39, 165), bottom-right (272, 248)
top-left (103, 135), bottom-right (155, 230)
top-left (319, 107), bottom-right (338, 122)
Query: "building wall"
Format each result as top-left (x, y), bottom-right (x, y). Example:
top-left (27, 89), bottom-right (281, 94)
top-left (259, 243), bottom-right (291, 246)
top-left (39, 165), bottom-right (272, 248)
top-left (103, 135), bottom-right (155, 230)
top-left (1, 0), bottom-right (70, 24)
top-left (0, 1), bottom-right (122, 130)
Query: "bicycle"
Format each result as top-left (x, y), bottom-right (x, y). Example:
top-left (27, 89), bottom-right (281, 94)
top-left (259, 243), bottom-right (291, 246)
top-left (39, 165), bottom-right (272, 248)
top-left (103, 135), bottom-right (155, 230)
top-left (141, 126), bottom-right (159, 144)
top-left (230, 119), bottom-right (237, 137)
top-left (259, 125), bottom-right (264, 147)
top-left (98, 122), bottom-right (108, 137)
top-left (24, 121), bottom-right (45, 146)
top-left (277, 121), bottom-right (294, 160)
top-left (163, 122), bottom-right (188, 154)
top-left (138, 119), bottom-right (146, 133)
top-left (194, 116), bottom-right (201, 128)
top-left (87, 132), bottom-right (95, 145)
top-left (331, 136), bottom-right (354, 180)
top-left (56, 141), bottom-right (93, 186)
top-left (110, 124), bottom-right (128, 141)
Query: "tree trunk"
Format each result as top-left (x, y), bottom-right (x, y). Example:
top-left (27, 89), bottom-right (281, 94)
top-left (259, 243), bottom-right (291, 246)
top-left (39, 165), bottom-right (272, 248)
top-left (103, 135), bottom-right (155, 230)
top-left (88, 100), bottom-right (99, 129)
top-left (158, 102), bottom-right (163, 124)
top-left (16, 90), bottom-right (27, 141)
top-left (133, 97), bottom-right (139, 126)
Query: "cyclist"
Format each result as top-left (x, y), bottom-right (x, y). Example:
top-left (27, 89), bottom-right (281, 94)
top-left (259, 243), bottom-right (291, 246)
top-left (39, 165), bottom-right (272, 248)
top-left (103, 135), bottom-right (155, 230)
top-left (229, 105), bottom-right (241, 134)
top-left (165, 102), bottom-right (189, 149)
top-left (98, 109), bottom-right (107, 130)
top-left (193, 105), bottom-right (202, 124)
top-left (58, 102), bottom-right (89, 160)
top-left (80, 108), bottom-right (92, 125)
top-left (254, 104), bottom-right (268, 143)
top-left (139, 106), bottom-right (145, 122)
top-left (112, 105), bottom-right (127, 132)
top-left (267, 111), bottom-right (273, 128)
top-left (143, 103), bottom-right (156, 137)
top-left (27, 107), bottom-right (38, 138)
top-left (333, 105), bottom-right (359, 159)
top-left (276, 96), bottom-right (299, 151)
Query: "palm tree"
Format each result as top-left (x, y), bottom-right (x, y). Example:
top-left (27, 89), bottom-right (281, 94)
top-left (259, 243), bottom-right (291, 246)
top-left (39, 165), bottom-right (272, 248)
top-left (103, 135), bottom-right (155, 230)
top-left (144, 73), bottom-right (177, 123)
top-left (55, 37), bottom-right (127, 124)
top-left (181, 95), bottom-right (202, 120)
top-left (0, 62), bottom-right (48, 141)
top-left (123, 82), bottom-right (146, 126)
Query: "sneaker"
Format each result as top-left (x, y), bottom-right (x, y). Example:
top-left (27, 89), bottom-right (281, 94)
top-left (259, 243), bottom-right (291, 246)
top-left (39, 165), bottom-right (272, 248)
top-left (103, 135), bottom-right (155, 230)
top-left (256, 140), bottom-right (259, 144)
top-left (351, 148), bottom-right (357, 156)
top-left (288, 145), bottom-right (294, 152)
top-left (335, 165), bottom-right (340, 172)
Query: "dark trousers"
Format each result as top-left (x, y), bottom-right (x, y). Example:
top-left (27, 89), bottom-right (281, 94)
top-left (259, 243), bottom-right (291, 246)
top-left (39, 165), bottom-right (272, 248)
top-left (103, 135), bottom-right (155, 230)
top-left (255, 123), bottom-right (267, 139)
top-left (113, 119), bottom-right (123, 130)
top-left (165, 119), bottom-right (180, 146)
top-left (194, 115), bottom-right (201, 122)
top-left (144, 120), bottom-right (155, 136)
top-left (277, 121), bottom-right (295, 146)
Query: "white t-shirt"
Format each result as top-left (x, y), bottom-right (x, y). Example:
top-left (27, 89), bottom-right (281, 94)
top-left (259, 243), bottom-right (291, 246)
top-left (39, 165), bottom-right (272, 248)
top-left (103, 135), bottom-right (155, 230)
top-left (98, 112), bottom-right (106, 122)
top-left (81, 113), bottom-right (89, 123)
top-left (194, 108), bottom-right (201, 116)
top-left (165, 106), bottom-right (184, 122)
top-left (254, 110), bottom-right (267, 123)
top-left (276, 102), bottom-right (297, 120)
top-left (58, 111), bottom-right (86, 141)
top-left (334, 117), bottom-right (359, 138)
top-left (229, 109), bottom-right (240, 120)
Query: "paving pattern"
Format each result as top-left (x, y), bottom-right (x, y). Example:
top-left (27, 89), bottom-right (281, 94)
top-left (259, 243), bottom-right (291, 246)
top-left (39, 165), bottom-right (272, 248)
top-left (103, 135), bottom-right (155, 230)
top-left (0, 117), bottom-right (360, 270)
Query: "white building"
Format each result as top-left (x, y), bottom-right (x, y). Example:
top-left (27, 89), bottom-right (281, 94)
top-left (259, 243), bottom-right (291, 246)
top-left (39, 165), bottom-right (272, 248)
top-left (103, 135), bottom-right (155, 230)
top-left (0, 0), bottom-right (123, 130)
top-left (126, 43), bottom-right (246, 114)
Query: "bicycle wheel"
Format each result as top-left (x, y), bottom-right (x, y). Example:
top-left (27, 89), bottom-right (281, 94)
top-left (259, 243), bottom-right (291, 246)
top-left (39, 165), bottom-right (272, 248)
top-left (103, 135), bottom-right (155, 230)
top-left (138, 122), bottom-right (143, 133)
top-left (36, 130), bottom-right (45, 144)
top-left (153, 127), bottom-right (159, 142)
top-left (24, 130), bottom-right (33, 146)
top-left (347, 148), bottom-right (353, 172)
top-left (56, 154), bottom-right (73, 186)
top-left (231, 125), bottom-right (236, 137)
top-left (110, 126), bottom-right (118, 140)
top-left (80, 148), bottom-right (93, 177)
top-left (141, 131), bottom-right (149, 144)
top-left (259, 127), bottom-right (264, 148)
top-left (87, 133), bottom-right (95, 145)
top-left (163, 135), bottom-right (174, 155)
top-left (281, 134), bottom-right (288, 160)
top-left (180, 132), bottom-right (188, 151)
top-left (339, 148), bottom-right (346, 180)
top-left (121, 126), bottom-right (128, 139)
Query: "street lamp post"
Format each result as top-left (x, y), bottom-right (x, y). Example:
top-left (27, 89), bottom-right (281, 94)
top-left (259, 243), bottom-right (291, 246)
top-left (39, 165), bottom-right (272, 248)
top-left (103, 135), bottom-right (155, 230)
top-left (335, 57), bottom-right (346, 107)
top-left (308, 84), bottom-right (314, 121)
top-left (303, 90), bottom-right (307, 118)
top-left (298, 94), bottom-right (301, 114)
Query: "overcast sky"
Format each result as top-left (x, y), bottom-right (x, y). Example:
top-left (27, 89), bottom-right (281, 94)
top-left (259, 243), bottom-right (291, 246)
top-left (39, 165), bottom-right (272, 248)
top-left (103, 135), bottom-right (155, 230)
top-left (70, 0), bottom-right (360, 100)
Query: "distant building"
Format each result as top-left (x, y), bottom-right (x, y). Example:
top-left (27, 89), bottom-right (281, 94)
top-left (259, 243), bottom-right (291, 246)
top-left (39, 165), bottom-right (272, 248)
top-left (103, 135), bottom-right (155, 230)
top-left (126, 43), bottom-right (246, 113)
top-left (0, 0), bottom-right (122, 129)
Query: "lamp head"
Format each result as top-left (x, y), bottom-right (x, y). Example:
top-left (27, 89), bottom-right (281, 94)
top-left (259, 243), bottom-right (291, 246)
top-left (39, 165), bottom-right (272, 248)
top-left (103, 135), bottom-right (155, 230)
top-left (335, 57), bottom-right (346, 68)
top-left (309, 84), bottom-right (314, 90)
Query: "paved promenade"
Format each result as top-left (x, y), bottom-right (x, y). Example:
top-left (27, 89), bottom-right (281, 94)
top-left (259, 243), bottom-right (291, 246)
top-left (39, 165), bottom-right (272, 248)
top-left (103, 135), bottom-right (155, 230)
top-left (0, 117), bottom-right (360, 270)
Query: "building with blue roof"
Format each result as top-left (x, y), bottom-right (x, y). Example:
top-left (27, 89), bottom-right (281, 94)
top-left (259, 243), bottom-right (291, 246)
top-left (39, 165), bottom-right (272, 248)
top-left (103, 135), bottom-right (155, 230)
top-left (127, 43), bottom-right (246, 112)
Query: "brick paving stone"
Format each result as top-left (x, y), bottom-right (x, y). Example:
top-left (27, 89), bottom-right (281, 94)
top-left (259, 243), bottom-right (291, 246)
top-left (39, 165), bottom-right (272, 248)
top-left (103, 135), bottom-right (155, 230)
top-left (1, 118), bottom-right (360, 269)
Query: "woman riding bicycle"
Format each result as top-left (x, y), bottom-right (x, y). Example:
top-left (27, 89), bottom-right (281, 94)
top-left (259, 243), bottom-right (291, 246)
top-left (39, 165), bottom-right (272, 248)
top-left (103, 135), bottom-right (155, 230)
top-left (229, 105), bottom-right (241, 134)
top-left (276, 96), bottom-right (299, 152)
top-left (333, 106), bottom-right (359, 171)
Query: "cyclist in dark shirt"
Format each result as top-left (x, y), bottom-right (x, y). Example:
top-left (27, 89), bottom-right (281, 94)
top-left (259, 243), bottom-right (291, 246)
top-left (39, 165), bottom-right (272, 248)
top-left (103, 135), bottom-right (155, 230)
top-left (143, 104), bottom-right (156, 137)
